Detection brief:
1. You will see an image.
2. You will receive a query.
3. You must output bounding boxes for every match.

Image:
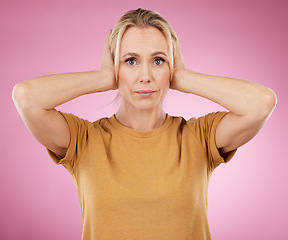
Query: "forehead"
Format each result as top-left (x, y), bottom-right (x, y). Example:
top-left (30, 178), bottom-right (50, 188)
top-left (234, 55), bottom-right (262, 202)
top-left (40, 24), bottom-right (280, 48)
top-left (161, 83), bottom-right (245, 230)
top-left (120, 27), bottom-right (168, 55)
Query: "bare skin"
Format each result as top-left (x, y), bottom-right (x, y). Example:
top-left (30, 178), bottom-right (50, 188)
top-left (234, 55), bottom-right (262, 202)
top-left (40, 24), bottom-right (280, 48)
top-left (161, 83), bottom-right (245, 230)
top-left (115, 27), bottom-right (170, 131)
top-left (12, 27), bottom-right (277, 159)
top-left (170, 38), bottom-right (277, 153)
top-left (12, 30), bottom-right (116, 157)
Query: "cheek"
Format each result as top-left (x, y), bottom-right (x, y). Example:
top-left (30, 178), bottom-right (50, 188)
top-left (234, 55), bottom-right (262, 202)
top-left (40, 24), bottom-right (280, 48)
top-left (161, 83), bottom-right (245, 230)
top-left (118, 69), bottom-right (133, 95)
top-left (118, 66), bottom-right (125, 83)
top-left (158, 69), bottom-right (170, 89)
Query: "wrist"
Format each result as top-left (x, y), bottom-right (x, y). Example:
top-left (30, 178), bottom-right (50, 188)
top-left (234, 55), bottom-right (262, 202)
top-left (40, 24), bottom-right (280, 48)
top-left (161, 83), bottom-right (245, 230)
top-left (98, 69), bottom-right (117, 91)
top-left (171, 68), bottom-right (190, 91)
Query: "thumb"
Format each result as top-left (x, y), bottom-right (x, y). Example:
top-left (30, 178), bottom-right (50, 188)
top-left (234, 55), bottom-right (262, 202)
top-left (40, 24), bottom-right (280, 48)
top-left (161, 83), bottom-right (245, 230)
top-left (104, 29), bottom-right (112, 53)
top-left (101, 29), bottom-right (114, 68)
top-left (174, 40), bottom-right (185, 69)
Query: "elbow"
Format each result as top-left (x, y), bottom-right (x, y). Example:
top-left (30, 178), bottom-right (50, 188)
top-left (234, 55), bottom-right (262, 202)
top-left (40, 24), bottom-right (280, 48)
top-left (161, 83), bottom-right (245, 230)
top-left (257, 87), bottom-right (277, 120)
top-left (12, 82), bottom-right (33, 111)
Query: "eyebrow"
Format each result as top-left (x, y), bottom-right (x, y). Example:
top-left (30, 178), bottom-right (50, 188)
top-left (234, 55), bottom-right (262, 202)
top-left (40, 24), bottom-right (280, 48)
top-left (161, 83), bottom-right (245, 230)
top-left (121, 51), bottom-right (167, 59)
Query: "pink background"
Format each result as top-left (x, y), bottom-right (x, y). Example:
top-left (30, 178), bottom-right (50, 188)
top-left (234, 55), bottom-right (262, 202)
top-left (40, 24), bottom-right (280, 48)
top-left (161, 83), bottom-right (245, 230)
top-left (1, 0), bottom-right (287, 239)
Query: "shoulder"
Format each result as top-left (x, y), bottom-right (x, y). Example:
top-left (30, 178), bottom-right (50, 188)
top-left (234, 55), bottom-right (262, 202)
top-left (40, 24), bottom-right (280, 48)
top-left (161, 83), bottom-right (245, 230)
top-left (186, 111), bottom-right (228, 128)
top-left (175, 111), bottom-right (228, 142)
top-left (169, 111), bottom-right (227, 129)
top-left (60, 112), bottom-right (93, 128)
top-left (92, 115), bottom-right (113, 132)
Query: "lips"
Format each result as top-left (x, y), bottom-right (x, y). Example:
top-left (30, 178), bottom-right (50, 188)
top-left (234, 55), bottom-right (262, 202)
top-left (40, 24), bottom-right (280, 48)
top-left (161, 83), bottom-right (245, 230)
top-left (135, 90), bottom-right (156, 97)
top-left (135, 90), bottom-right (155, 94)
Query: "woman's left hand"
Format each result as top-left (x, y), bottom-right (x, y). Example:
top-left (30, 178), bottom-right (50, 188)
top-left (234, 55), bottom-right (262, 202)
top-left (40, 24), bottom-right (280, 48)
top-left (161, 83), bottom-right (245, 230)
top-left (170, 40), bottom-right (188, 91)
top-left (169, 39), bottom-right (277, 156)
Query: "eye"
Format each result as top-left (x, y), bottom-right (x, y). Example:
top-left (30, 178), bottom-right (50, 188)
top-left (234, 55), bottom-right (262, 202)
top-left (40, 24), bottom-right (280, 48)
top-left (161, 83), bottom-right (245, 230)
top-left (125, 57), bottom-right (137, 66)
top-left (153, 57), bottom-right (165, 65)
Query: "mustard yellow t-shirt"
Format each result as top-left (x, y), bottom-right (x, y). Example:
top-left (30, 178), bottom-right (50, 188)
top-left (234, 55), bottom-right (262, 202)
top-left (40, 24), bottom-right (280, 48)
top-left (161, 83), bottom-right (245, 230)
top-left (47, 111), bottom-right (236, 240)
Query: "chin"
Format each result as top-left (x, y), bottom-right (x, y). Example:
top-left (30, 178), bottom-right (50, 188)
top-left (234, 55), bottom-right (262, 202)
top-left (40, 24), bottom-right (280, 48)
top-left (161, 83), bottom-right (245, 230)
top-left (135, 101), bottom-right (162, 111)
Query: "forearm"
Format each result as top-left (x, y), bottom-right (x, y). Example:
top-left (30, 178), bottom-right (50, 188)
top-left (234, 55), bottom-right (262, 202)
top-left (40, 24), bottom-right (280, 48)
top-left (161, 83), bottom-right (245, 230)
top-left (13, 70), bottom-right (114, 110)
top-left (174, 69), bottom-right (276, 118)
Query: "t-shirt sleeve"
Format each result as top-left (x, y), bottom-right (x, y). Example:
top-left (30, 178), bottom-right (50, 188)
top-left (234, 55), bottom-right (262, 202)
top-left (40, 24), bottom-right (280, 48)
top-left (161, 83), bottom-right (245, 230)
top-left (187, 111), bottom-right (237, 170)
top-left (46, 111), bottom-right (92, 173)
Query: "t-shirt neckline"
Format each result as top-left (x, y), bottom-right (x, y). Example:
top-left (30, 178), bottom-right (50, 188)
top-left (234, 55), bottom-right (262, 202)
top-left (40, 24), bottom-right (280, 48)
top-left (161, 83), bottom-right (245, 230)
top-left (108, 113), bottom-right (173, 138)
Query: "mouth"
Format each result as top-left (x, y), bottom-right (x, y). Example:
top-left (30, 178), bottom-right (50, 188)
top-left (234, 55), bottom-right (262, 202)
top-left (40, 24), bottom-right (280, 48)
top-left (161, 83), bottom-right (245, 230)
top-left (135, 90), bottom-right (156, 97)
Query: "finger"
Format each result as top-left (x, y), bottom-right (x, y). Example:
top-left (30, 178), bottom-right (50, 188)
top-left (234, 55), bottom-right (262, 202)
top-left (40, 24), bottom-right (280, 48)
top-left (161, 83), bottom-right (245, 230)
top-left (104, 29), bottom-right (112, 51)
top-left (101, 30), bottom-right (113, 66)
top-left (106, 29), bottom-right (112, 42)
top-left (174, 40), bottom-right (185, 68)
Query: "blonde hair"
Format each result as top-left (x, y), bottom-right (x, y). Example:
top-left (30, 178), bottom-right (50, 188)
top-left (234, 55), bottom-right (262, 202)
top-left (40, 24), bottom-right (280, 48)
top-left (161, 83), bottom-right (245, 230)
top-left (109, 8), bottom-right (178, 82)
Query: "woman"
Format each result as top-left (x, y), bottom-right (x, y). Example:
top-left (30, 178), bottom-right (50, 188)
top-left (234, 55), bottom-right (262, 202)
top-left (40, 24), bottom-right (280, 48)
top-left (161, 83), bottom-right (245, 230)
top-left (12, 8), bottom-right (276, 240)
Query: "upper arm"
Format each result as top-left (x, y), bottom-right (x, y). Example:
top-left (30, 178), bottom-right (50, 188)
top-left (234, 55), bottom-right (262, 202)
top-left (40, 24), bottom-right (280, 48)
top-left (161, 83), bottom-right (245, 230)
top-left (12, 84), bottom-right (70, 157)
top-left (215, 112), bottom-right (267, 154)
top-left (215, 86), bottom-right (277, 155)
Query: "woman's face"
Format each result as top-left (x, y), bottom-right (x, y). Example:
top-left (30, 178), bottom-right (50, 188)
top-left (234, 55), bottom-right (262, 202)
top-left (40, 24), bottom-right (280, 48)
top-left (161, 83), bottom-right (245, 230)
top-left (118, 26), bottom-right (170, 111)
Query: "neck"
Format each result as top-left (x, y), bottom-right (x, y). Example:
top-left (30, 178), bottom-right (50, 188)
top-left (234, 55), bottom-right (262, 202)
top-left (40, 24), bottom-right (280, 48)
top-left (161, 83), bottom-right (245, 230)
top-left (115, 103), bottom-right (166, 132)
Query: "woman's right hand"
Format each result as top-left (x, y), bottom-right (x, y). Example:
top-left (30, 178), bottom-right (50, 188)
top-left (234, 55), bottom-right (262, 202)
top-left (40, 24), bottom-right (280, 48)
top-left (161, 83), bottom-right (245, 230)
top-left (100, 29), bottom-right (117, 90)
top-left (12, 30), bottom-right (119, 158)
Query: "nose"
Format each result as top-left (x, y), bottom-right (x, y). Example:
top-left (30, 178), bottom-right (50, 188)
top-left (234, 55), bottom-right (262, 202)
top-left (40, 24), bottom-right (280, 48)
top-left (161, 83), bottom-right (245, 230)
top-left (139, 62), bottom-right (151, 83)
